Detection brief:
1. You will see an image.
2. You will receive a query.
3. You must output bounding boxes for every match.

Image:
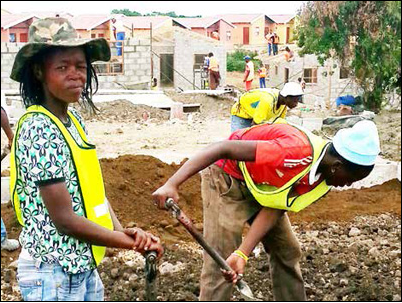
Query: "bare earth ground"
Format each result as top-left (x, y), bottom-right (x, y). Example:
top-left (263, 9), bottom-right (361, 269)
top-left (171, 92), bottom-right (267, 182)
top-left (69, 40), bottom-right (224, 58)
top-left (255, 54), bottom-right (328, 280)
top-left (1, 89), bottom-right (401, 301)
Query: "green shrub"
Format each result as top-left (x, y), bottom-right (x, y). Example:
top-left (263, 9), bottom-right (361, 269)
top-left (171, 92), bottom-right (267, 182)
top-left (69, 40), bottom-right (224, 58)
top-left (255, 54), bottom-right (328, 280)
top-left (227, 50), bottom-right (260, 72)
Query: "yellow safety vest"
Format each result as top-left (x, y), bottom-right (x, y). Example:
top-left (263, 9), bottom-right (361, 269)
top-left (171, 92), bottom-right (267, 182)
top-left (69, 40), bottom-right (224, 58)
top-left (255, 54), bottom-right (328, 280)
top-left (259, 67), bottom-right (267, 78)
top-left (10, 105), bottom-right (113, 266)
top-left (231, 89), bottom-right (286, 123)
top-left (238, 118), bottom-right (332, 212)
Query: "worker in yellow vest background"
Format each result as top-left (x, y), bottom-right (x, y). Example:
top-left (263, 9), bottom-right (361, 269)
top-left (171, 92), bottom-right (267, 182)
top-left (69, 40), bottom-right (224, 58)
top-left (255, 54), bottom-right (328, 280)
top-left (230, 82), bottom-right (304, 132)
top-left (152, 118), bottom-right (380, 301)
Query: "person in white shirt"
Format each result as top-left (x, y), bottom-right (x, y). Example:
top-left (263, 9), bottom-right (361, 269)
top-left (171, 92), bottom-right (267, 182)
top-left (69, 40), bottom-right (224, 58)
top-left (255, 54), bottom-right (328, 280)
top-left (243, 56), bottom-right (255, 91)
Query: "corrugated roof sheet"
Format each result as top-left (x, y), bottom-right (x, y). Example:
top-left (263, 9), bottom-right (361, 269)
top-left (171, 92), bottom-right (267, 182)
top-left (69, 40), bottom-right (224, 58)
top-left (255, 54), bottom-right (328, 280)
top-left (268, 14), bottom-right (295, 24)
top-left (176, 16), bottom-right (235, 28)
top-left (215, 14), bottom-right (263, 24)
top-left (121, 16), bottom-right (171, 29)
top-left (1, 13), bottom-right (38, 29)
top-left (70, 14), bottom-right (112, 30)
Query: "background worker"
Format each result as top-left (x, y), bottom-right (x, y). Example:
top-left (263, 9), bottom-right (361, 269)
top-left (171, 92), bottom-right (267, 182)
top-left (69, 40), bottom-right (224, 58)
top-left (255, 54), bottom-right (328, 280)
top-left (1, 106), bottom-right (20, 252)
top-left (258, 63), bottom-right (267, 88)
top-left (1, 106), bottom-right (14, 150)
top-left (152, 119), bottom-right (380, 301)
top-left (243, 56), bottom-right (254, 91)
top-left (9, 17), bottom-right (163, 301)
top-left (298, 77), bottom-right (306, 91)
top-left (273, 33), bottom-right (280, 55)
top-left (265, 30), bottom-right (274, 56)
top-left (111, 17), bottom-right (125, 56)
top-left (208, 52), bottom-right (220, 90)
top-left (230, 82), bottom-right (304, 132)
top-left (284, 46), bottom-right (295, 62)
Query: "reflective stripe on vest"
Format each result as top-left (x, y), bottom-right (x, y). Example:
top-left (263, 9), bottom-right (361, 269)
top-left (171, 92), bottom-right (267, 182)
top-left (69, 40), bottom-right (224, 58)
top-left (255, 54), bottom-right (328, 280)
top-left (238, 118), bottom-right (332, 212)
top-left (10, 105), bottom-right (113, 266)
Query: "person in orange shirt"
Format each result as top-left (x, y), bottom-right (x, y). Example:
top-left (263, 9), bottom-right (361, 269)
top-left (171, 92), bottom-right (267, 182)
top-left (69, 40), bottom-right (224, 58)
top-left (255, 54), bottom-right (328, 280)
top-left (258, 63), bottom-right (267, 88)
top-left (243, 56), bottom-right (254, 91)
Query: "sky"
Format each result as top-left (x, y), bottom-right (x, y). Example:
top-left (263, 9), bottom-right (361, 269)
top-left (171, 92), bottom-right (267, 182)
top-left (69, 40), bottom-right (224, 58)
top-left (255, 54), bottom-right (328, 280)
top-left (1, 1), bottom-right (305, 17)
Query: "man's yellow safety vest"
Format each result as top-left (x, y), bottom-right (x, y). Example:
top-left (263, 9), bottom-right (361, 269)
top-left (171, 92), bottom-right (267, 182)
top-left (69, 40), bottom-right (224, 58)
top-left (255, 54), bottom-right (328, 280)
top-left (238, 118), bottom-right (332, 212)
top-left (10, 105), bottom-right (113, 266)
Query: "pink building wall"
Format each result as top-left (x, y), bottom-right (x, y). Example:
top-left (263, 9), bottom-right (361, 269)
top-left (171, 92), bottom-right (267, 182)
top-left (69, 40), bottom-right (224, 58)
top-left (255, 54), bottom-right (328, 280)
top-left (1, 18), bottom-right (37, 42)
top-left (190, 20), bottom-right (234, 49)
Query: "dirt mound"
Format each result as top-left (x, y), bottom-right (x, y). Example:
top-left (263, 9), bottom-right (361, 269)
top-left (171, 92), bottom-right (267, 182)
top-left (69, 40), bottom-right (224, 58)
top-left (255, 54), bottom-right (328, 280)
top-left (165, 91), bottom-right (235, 120)
top-left (73, 100), bottom-right (170, 123)
top-left (1, 155), bottom-right (401, 301)
top-left (100, 155), bottom-right (202, 244)
top-left (374, 110), bottom-right (401, 162)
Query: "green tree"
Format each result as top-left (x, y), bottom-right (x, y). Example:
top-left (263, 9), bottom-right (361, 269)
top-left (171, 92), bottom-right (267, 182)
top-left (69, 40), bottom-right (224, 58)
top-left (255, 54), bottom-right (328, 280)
top-left (111, 9), bottom-right (141, 16)
top-left (297, 1), bottom-right (401, 111)
top-left (111, 9), bottom-right (201, 18)
top-left (227, 50), bottom-right (260, 72)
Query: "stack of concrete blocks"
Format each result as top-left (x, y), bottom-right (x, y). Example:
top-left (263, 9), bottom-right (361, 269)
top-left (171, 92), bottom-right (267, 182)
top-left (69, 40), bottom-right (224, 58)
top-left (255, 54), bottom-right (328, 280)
top-left (173, 29), bottom-right (227, 91)
top-left (97, 38), bottom-right (152, 90)
top-left (1, 42), bottom-right (23, 90)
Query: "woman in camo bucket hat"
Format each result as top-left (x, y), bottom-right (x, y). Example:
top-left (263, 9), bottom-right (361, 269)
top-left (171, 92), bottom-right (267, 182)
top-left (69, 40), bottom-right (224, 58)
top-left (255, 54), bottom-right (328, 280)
top-left (10, 17), bottom-right (163, 301)
top-left (11, 17), bottom-right (111, 112)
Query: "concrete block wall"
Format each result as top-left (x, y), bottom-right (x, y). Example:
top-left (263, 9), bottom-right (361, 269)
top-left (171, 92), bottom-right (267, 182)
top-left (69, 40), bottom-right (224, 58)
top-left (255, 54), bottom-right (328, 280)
top-left (265, 54), bottom-right (360, 107)
top-left (97, 38), bottom-right (151, 89)
top-left (1, 39), bottom-right (152, 91)
top-left (173, 30), bottom-right (227, 91)
top-left (152, 44), bottom-right (175, 87)
top-left (1, 43), bottom-right (23, 90)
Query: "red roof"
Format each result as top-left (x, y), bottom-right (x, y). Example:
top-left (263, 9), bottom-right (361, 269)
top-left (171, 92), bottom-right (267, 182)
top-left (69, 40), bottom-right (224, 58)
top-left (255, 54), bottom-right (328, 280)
top-left (70, 14), bottom-right (113, 30)
top-left (215, 14), bottom-right (264, 24)
top-left (1, 13), bottom-right (38, 29)
top-left (175, 16), bottom-right (235, 29)
top-left (268, 14), bottom-right (295, 24)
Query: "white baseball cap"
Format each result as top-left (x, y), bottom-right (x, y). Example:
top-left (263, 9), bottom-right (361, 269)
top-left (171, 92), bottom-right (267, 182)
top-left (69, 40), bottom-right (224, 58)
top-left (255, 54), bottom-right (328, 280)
top-left (332, 120), bottom-right (380, 166)
top-left (280, 82), bottom-right (304, 97)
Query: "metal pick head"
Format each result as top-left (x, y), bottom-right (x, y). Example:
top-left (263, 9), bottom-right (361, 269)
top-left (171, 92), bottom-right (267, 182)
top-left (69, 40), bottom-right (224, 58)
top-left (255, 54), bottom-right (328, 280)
top-left (236, 280), bottom-right (261, 301)
top-left (165, 198), bottom-right (180, 218)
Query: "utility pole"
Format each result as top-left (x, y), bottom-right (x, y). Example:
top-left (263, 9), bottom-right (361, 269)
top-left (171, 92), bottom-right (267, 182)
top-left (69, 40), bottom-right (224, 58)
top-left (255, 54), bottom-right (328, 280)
top-left (327, 58), bottom-right (332, 109)
top-left (150, 22), bottom-right (153, 81)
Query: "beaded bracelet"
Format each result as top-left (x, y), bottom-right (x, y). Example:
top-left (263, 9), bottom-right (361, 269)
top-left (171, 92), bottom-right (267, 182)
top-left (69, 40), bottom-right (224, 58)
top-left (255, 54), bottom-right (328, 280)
top-left (233, 249), bottom-right (249, 262)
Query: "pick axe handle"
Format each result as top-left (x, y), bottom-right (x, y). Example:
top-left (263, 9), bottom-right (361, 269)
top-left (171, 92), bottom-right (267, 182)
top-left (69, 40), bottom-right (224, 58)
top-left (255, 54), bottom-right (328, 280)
top-left (165, 199), bottom-right (249, 288)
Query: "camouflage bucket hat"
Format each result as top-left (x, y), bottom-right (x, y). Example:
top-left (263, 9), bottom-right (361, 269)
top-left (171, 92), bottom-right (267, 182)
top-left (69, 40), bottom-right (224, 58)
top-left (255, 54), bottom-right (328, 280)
top-left (10, 17), bottom-right (111, 82)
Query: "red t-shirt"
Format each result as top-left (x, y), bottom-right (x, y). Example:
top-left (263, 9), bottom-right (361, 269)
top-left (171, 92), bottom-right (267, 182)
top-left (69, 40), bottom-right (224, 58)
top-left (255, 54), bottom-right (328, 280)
top-left (215, 123), bottom-right (320, 194)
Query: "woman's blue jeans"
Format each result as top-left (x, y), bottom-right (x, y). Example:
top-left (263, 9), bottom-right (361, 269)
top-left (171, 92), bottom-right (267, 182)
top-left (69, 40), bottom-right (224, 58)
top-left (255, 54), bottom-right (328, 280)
top-left (17, 257), bottom-right (104, 301)
top-left (230, 115), bottom-right (253, 133)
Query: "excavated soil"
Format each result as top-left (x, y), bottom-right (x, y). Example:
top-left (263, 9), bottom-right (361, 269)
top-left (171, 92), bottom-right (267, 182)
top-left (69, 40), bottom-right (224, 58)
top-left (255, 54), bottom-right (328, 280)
top-left (72, 100), bottom-right (170, 124)
top-left (1, 156), bottom-right (401, 302)
top-left (100, 155), bottom-right (401, 241)
top-left (99, 155), bottom-right (400, 300)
